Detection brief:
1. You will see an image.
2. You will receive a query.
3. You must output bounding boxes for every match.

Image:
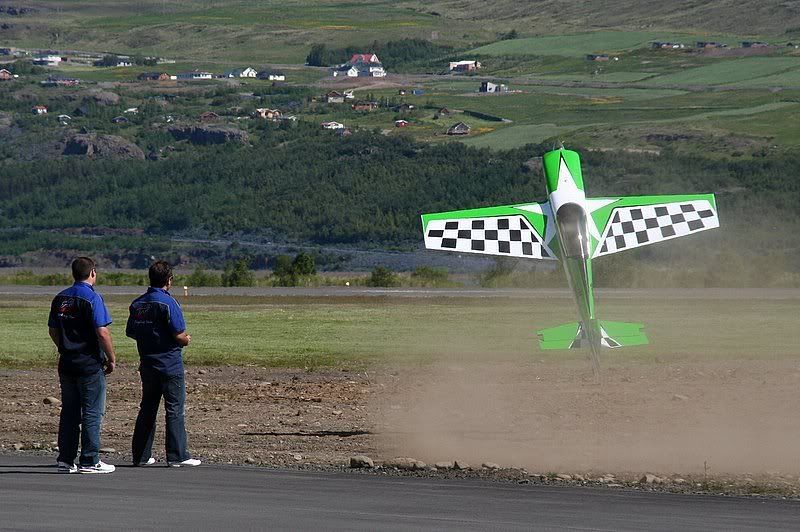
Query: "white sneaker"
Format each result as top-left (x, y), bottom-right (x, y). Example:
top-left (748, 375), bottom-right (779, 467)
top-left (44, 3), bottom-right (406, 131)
top-left (78, 461), bottom-right (115, 474)
top-left (57, 461), bottom-right (77, 474)
top-left (169, 458), bottom-right (201, 467)
top-left (135, 457), bottom-right (157, 466)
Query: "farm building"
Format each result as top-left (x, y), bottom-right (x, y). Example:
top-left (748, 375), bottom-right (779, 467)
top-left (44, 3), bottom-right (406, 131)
top-left (741, 41), bottom-right (770, 48)
top-left (176, 70), bottom-right (213, 80)
top-left (352, 101), bottom-right (378, 111)
top-left (395, 119), bottom-right (409, 127)
top-left (651, 41), bottom-right (686, 49)
top-left (31, 105), bottom-right (48, 115)
top-left (254, 108), bottom-right (281, 120)
top-left (41, 76), bottom-right (80, 87)
top-left (449, 60), bottom-right (482, 72)
top-left (331, 65), bottom-right (359, 77)
top-left (138, 72), bottom-right (170, 81)
top-left (33, 54), bottom-right (62, 66)
top-left (446, 122), bottom-right (470, 135)
top-left (224, 67), bottom-right (257, 78)
top-left (586, 54), bottom-right (609, 62)
top-left (321, 121), bottom-right (345, 130)
top-left (325, 91), bottom-right (345, 104)
top-left (344, 90), bottom-right (355, 100)
top-left (111, 116), bottom-right (129, 124)
top-left (331, 53), bottom-right (386, 78)
top-left (480, 81), bottom-right (508, 93)
top-left (257, 69), bottom-right (285, 81)
top-left (0, 68), bottom-right (13, 80)
top-left (199, 111), bottom-right (220, 122)
top-left (696, 41), bottom-right (727, 49)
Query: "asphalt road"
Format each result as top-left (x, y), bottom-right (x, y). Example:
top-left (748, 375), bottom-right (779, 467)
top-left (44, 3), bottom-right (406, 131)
top-left (2, 285), bottom-right (800, 300)
top-left (1, 456), bottom-right (797, 531)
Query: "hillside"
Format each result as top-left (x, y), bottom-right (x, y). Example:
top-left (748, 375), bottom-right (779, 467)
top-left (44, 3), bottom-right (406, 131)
top-left (1, 1), bottom-right (799, 64)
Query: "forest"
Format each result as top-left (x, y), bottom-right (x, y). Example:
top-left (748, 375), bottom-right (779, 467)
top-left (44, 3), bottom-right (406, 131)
top-left (2, 123), bottom-right (799, 272)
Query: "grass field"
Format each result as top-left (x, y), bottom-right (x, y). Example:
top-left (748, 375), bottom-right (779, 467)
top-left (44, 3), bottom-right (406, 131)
top-left (642, 57), bottom-right (800, 87)
top-left (1, 292), bottom-right (797, 369)
top-left (468, 31), bottom-right (740, 58)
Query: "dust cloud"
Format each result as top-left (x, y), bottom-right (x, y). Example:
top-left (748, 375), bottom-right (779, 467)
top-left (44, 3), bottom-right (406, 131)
top-left (376, 358), bottom-right (800, 476)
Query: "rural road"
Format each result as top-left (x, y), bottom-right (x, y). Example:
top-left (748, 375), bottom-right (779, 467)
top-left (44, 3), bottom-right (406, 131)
top-left (1, 456), bottom-right (798, 531)
top-left (2, 285), bottom-right (800, 300)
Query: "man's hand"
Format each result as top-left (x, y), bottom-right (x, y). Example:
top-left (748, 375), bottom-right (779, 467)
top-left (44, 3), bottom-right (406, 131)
top-left (175, 331), bottom-right (191, 347)
top-left (96, 326), bottom-right (116, 376)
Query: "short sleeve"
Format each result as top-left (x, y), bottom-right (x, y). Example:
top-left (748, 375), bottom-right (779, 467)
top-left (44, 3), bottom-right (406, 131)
top-left (168, 299), bottom-right (186, 334)
top-left (92, 295), bottom-right (113, 328)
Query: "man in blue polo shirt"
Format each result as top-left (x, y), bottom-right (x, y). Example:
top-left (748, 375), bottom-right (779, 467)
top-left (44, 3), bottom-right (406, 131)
top-left (48, 257), bottom-right (117, 474)
top-left (127, 260), bottom-right (200, 467)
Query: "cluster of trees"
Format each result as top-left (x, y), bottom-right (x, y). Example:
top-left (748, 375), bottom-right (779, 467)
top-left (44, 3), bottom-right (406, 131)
top-left (306, 38), bottom-right (453, 70)
top-left (2, 123), bottom-right (800, 275)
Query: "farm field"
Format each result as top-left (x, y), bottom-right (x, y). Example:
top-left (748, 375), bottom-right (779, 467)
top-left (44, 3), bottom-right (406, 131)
top-left (468, 31), bottom-right (739, 58)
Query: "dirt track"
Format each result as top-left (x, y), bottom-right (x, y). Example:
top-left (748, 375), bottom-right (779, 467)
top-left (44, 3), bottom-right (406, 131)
top-left (2, 360), bottom-right (800, 496)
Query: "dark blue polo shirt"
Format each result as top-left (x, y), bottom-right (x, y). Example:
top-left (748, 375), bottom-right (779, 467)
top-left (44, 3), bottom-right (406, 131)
top-left (126, 287), bottom-right (186, 376)
top-left (48, 282), bottom-right (112, 375)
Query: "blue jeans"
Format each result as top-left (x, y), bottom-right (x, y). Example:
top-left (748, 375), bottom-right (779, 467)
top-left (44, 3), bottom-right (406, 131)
top-left (57, 369), bottom-right (106, 467)
top-left (132, 366), bottom-right (191, 464)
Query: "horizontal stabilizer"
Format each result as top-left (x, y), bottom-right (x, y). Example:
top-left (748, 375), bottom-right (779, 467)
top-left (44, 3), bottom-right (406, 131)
top-left (537, 321), bottom-right (648, 350)
top-left (598, 321), bottom-right (648, 348)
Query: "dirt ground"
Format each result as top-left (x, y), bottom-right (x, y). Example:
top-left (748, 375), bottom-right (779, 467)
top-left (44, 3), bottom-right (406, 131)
top-left (2, 360), bottom-right (800, 497)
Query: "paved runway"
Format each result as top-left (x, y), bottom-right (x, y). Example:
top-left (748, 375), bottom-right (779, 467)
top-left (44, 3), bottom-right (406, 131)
top-left (1, 456), bottom-right (797, 531)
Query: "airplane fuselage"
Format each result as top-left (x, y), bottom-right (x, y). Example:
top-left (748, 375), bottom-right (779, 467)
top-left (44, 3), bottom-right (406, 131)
top-left (542, 149), bottom-right (602, 369)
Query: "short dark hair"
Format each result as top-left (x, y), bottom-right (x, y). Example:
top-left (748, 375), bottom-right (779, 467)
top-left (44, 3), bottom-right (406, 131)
top-left (148, 260), bottom-right (173, 287)
top-left (71, 257), bottom-right (96, 281)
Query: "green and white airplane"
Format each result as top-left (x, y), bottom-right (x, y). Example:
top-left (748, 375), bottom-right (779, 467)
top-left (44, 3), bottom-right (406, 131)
top-left (421, 148), bottom-right (719, 374)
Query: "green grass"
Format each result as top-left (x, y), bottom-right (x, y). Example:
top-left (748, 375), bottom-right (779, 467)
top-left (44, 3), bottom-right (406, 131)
top-left (643, 57), bottom-right (800, 86)
top-left (2, 293), bottom-right (797, 369)
top-left (469, 31), bottom-right (739, 58)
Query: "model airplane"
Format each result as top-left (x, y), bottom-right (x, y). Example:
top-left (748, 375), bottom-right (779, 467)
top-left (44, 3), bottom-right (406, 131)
top-left (421, 147), bottom-right (719, 374)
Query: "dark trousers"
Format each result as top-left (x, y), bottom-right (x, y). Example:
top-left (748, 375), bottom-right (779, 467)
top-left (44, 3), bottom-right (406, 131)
top-left (132, 366), bottom-right (191, 464)
top-left (57, 369), bottom-right (106, 467)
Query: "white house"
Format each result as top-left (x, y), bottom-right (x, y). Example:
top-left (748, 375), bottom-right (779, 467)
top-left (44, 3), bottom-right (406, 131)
top-left (449, 60), bottom-right (482, 72)
top-left (321, 121), bottom-right (344, 130)
top-left (33, 54), bottom-right (61, 66)
top-left (257, 69), bottom-right (285, 81)
top-left (31, 105), bottom-right (48, 115)
top-left (331, 65), bottom-right (359, 77)
top-left (479, 81), bottom-right (508, 93)
top-left (176, 70), bottom-right (213, 80)
top-left (344, 89), bottom-right (355, 100)
top-left (114, 59), bottom-right (133, 67)
top-left (224, 67), bottom-right (257, 78)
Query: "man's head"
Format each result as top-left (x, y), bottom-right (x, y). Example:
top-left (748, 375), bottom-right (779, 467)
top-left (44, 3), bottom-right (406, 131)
top-left (149, 260), bottom-right (173, 289)
top-left (71, 257), bottom-right (97, 284)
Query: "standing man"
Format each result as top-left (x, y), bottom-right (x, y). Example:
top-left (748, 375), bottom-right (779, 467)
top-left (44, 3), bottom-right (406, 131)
top-left (127, 260), bottom-right (200, 467)
top-left (48, 257), bottom-right (116, 474)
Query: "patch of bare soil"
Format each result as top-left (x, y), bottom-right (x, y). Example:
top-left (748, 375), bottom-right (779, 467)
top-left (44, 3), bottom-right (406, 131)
top-left (2, 361), bottom-right (800, 497)
top-left (0, 366), bottom-right (374, 468)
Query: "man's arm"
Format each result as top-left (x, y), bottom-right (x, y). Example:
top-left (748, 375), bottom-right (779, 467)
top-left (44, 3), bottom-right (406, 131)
top-left (96, 326), bottom-right (117, 374)
top-left (174, 331), bottom-right (192, 347)
top-left (48, 327), bottom-right (61, 350)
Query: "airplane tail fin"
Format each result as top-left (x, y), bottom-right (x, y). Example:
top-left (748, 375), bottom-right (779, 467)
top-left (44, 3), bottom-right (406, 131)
top-left (537, 321), bottom-right (648, 350)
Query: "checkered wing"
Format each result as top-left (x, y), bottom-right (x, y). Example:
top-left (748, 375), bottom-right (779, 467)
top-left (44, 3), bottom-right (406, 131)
top-left (424, 214), bottom-right (556, 260)
top-left (594, 197), bottom-right (719, 257)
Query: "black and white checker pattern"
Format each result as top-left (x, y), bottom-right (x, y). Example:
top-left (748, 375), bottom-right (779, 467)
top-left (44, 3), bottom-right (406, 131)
top-left (595, 200), bottom-right (719, 257)
top-left (425, 215), bottom-right (555, 259)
